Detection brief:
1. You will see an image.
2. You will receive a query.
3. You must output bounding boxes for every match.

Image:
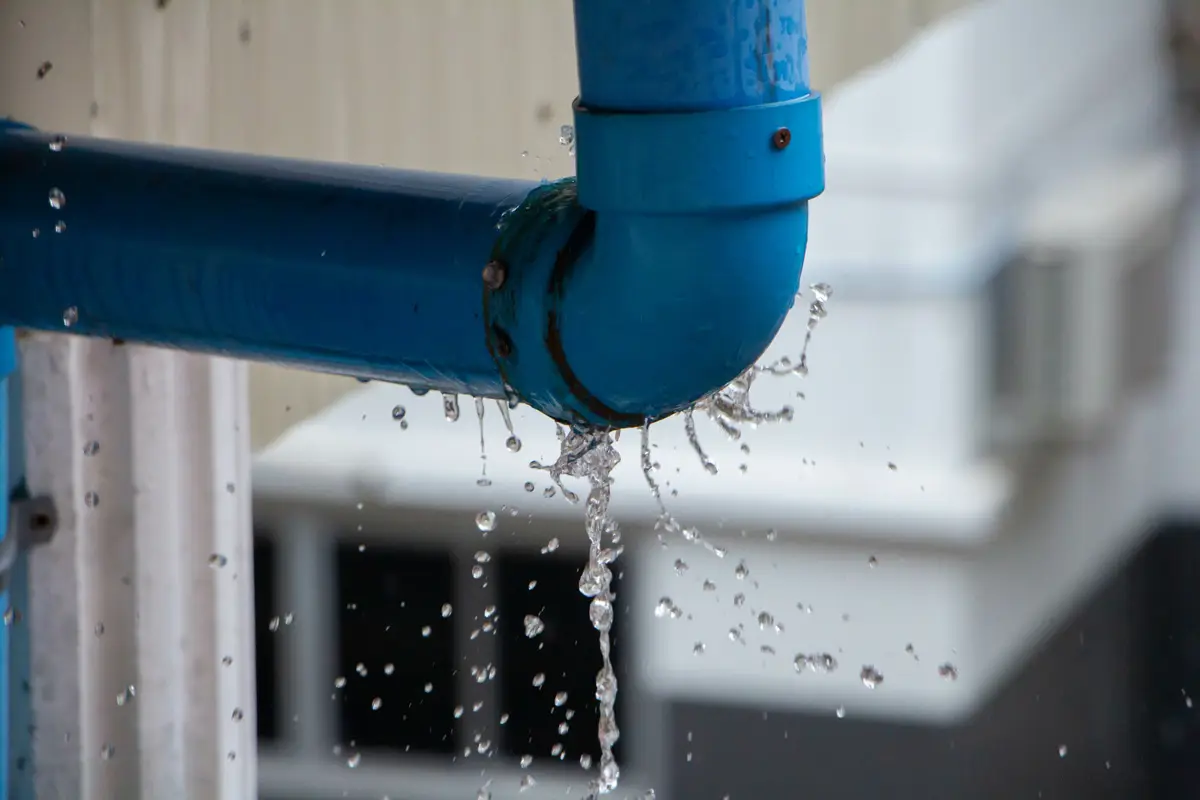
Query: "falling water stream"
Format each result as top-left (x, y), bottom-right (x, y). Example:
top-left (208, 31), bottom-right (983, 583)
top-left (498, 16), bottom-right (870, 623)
top-left (406, 283), bottom-right (833, 797)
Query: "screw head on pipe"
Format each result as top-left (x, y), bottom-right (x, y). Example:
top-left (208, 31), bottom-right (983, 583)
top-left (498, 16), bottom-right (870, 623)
top-left (482, 260), bottom-right (507, 290)
top-left (771, 127), bottom-right (792, 150)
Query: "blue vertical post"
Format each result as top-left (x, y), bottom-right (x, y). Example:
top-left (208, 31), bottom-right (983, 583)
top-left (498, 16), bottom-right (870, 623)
top-left (0, 325), bottom-right (14, 796)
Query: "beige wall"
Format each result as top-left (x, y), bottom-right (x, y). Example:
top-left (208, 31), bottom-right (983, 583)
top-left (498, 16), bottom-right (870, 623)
top-left (0, 0), bottom-right (970, 451)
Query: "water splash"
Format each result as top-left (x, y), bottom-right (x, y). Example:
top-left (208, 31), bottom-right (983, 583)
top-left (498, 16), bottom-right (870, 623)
top-left (640, 419), bottom-right (730, 560)
top-left (543, 427), bottom-right (623, 794)
top-left (762, 282), bottom-right (832, 379)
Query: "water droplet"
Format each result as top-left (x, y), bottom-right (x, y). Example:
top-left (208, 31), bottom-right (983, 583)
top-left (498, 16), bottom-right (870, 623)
top-left (887, 462), bottom-right (898, 472)
top-left (542, 486), bottom-right (556, 498)
top-left (371, 697), bottom-right (382, 711)
top-left (334, 676), bottom-right (346, 688)
top-left (524, 615), bottom-right (545, 638)
top-left (31, 228), bottom-right (40, 238)
top-left (693, 641), bottom-right (706, 655)
top-left (442, 393), bottom-right (460, 422)
top-left (356, 662), bottom-right (368, 677)
top-left (835, 706), bottom-right (846, 719)
top-left (347, 752), bottom-right (362, 768)
top-left (423, 682), bottom-right (433, 693)
top-left (733, 593), bottom-right (746, 607)
top-left (559, 124), bottom-right (575, 146)
top-left (232, 707), bottom-right (244, 721)
top-left (1058, 744), bottom-right (1068, 758)
top-left (654, 597), bottom-right (679, 619)
top-left (520, 754), bottom-right (533, 768)
top-left (441, 603), bottom-right (453, 618)
top-left (84, 491), bottom-right (99, 508)
top-left (100, 743), bottom-right (115, 760)
top-left (36, 61), bottom-right (53, 80)
top-left (757, 611), bottom-right (774, 630)
top-left (554, 691), bottom-right (568, 707)
top-left (391, 404), bottom-right (406, 421)
top-left (94, 622), bottom-right (105, 637)
top-left (528, 580), bottom-right (537, 590)
top-left (673, 558), bottom-right (688, 575)
top-left (474, 551), bottom-right (491, 564)
top-left (938, 663), bottom-right (958, 681)
top-left (532, 673), bottom-right (545, 688)
top-left (471, 564), bottom-right (484, 579)
top-left (868, 555), bottom-right (878, 568)
top-left (860, 665), bottom-right (884, 689)
top-left (383, 663), bottom-right (395, 675)
top-left (62, 306), bottom-right (78, 327)
top-left (520, 774), bottom-right (536, 791)
top-left (524, 481), bottom-right (535, 492)
top-left (734, 561), bottom-right (749, 580)
top-left (48, 188), bottom-right (65, 210)
top-left (222, 655), bottom-right (233, 666)
top-left (541, 537), bottom-right (559, 554)
top-left (421, 625), bottom-right (431, 637)
top-left (83, 440), bottom-right (99, 456)
top-left (506, 435), bottom-right (522, 452)
top-left (49, 134), bottom-right (66, 152)
top-left (208, 553), bottom-right (228, 568)
top-left (115, 685), bottom-right (136, 706)
top-left (54, 220), bottom-right (66, 233)
top-left (476, 510), bottom-right (496, 532)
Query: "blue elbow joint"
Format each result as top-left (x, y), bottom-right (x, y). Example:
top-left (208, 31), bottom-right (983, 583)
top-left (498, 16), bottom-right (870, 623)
top-left (485, 93), bottom-right (824, 428)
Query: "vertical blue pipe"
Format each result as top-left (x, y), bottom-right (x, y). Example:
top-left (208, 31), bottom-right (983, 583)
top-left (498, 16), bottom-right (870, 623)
top-left (506, 0), bottom-right (822, 422)
top-left (572, 0), bottom-right (811, 110)
top-left (0, 325), bottom-right (14, 797)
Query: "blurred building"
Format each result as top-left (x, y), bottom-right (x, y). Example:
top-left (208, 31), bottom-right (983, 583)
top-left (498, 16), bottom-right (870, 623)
top-left (3, 1), bottom-right (1196, 799)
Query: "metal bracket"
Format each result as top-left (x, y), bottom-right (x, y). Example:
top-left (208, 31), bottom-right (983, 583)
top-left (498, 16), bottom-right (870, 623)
top-left (0, 487), bottom-right (59, 593)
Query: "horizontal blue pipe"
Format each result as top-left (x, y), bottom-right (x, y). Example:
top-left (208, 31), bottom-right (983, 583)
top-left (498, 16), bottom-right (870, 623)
top-left (0, 123), bottom-right (531, 398)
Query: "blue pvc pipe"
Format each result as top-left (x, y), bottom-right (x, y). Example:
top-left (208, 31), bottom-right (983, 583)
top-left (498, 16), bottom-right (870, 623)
top-left (0, 0), bottom-right (822, 427)
top-left (572, 0), bottom-right (811, 110)
top-left (486, 0), bottom-right (822, 424)
top-left (0, 123), bottom-right (530, 398)
top-left (0, 325), bottom-right (13, 796)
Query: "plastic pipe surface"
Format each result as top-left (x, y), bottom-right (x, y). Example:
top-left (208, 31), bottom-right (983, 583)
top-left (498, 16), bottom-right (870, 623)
top-left (0, 0), bottom-right (822, 427)
top-left (483, 0), bottom-right (823, 426)
top-left (0, 324), bottom-right (13, 793)
top-left (0, 122), bottom-right (528, 398)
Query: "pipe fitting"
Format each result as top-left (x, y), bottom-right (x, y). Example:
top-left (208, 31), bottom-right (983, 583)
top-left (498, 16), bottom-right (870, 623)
top-left (485, 92), bottom-right (823, 428)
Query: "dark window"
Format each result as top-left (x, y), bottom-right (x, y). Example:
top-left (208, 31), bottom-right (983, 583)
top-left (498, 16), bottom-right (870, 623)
top-left (253, 533), bottom-right (278, 742)
top-left (497, 549), bottom-right (626, 766)
top-left (335, 542), bottom-right (456, 755)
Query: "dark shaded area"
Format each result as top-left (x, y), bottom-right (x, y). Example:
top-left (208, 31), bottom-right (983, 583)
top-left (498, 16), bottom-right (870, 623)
top-left (669, 522), bottom-right (1200, 800)
top-left (496, 549), bottom-right (626, 767)
top-left (253, 533), bottom-right (278, 742)
top-left (334, 542), bottom-right (456, 755)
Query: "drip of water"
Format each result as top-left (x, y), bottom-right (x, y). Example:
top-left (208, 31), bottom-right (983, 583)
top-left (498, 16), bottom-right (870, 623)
top-left (496, 399), bottom-right (522, 451)
top-left (682, 409), bottom-right (717, 474)
top-left (442, 392), bottom-right (460, 422)
top-left (640, 420), bottom-right (728, 559)
top-left (543, 428), bottom-right (623, 794)
top-left (474, 398), bottom-right (490, 486)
